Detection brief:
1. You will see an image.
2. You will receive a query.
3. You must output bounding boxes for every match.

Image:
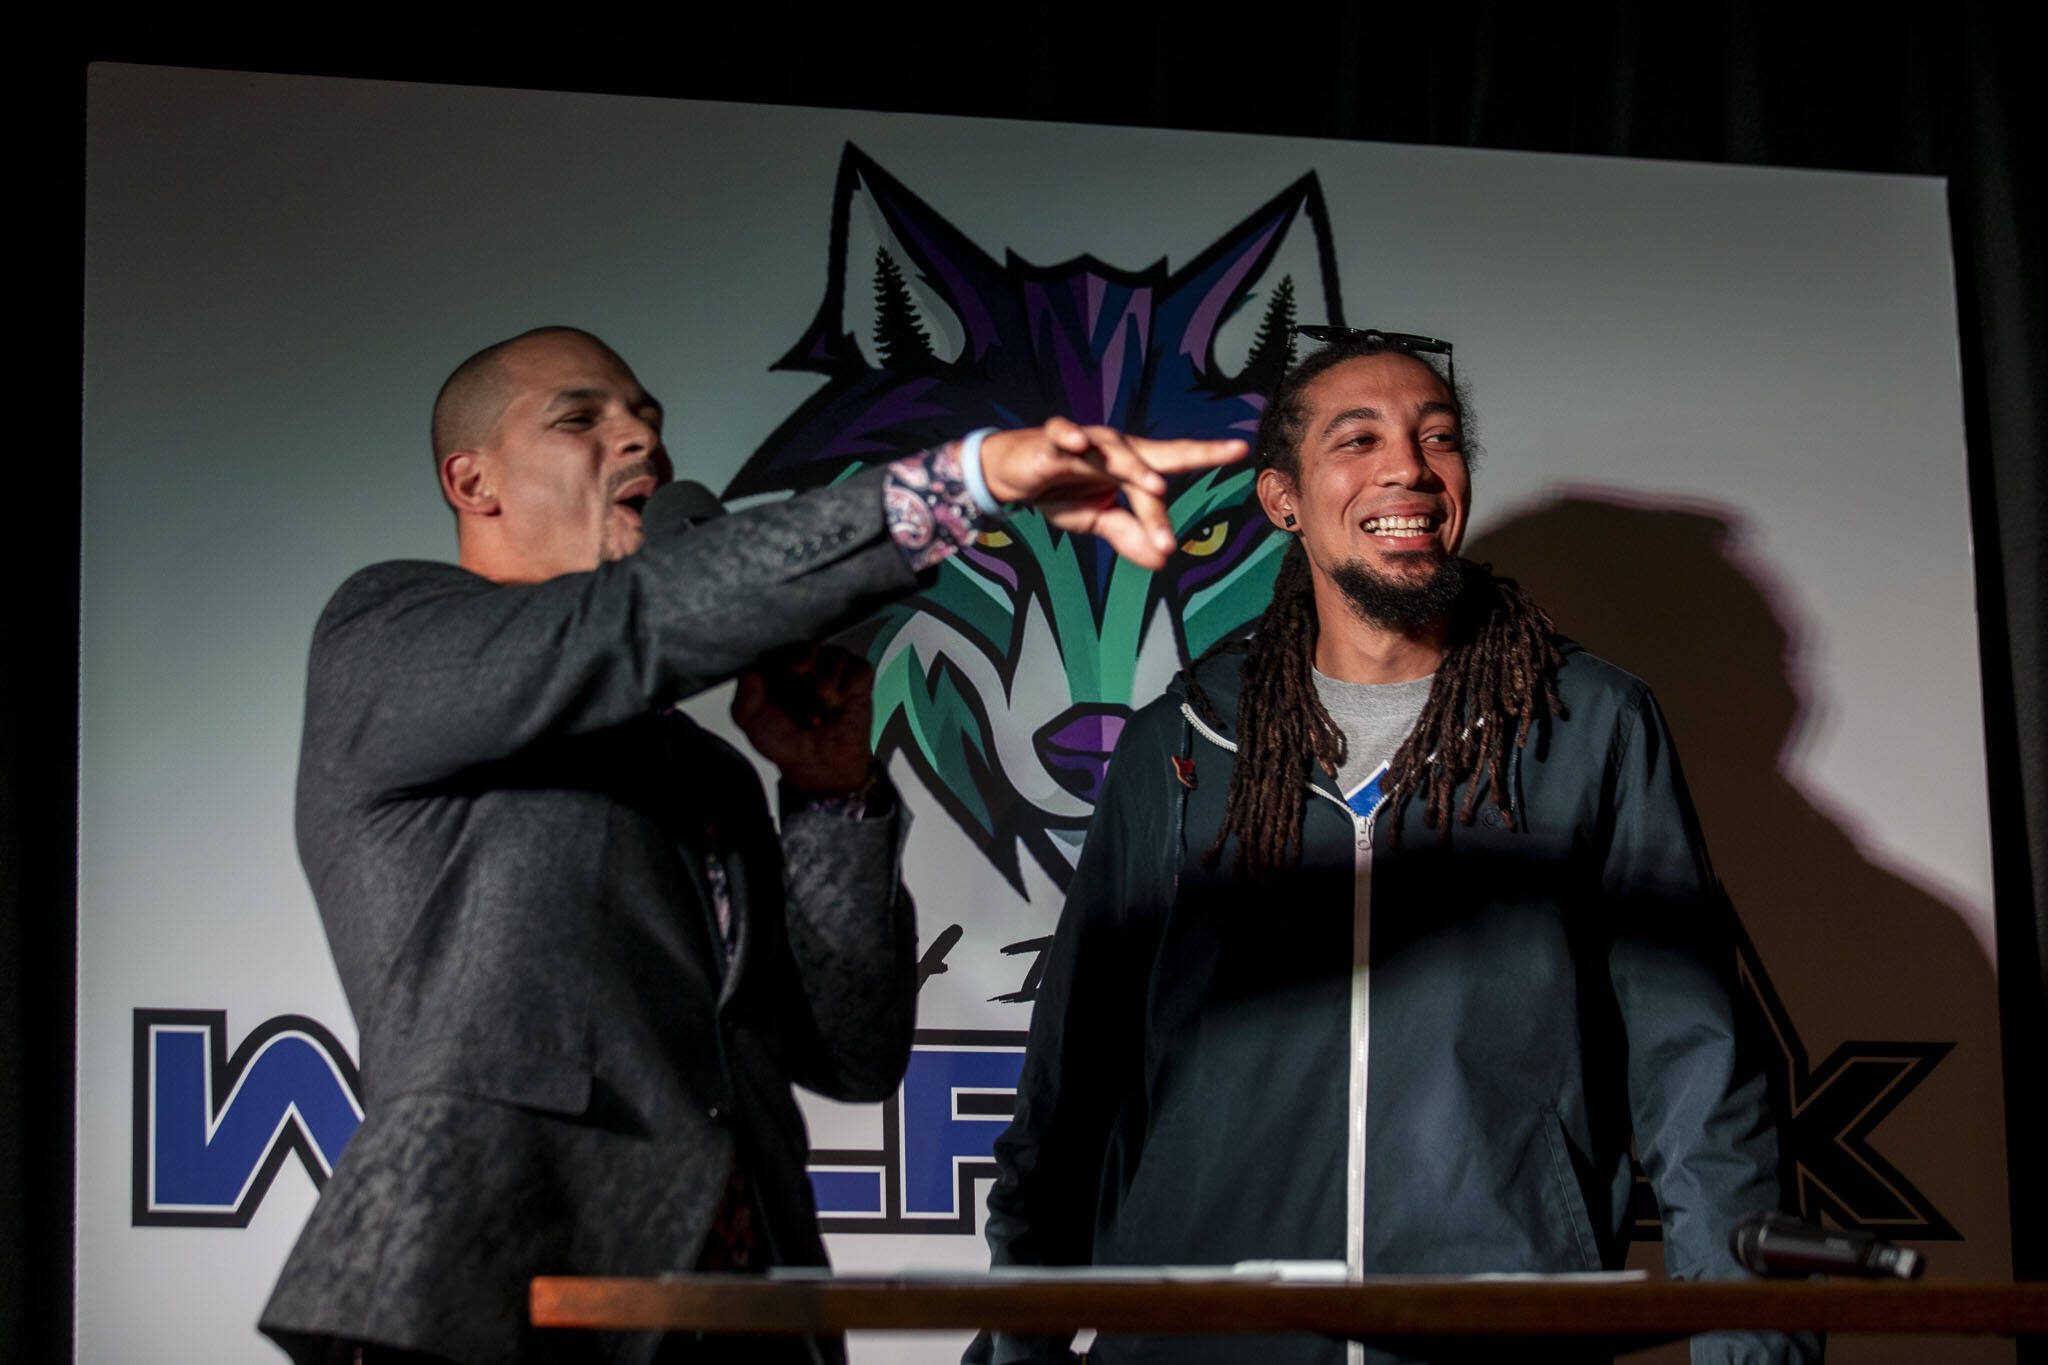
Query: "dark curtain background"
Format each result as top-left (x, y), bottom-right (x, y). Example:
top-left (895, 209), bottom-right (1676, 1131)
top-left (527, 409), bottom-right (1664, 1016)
top-left (20, 9), bottom-right (2039, 1358)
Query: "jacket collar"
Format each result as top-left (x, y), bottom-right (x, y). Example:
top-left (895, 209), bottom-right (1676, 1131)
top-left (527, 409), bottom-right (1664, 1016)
top-left (1172, 647), bottom-right (1355, 806)
top-left (1170, 630), bottom-right (1577, 831)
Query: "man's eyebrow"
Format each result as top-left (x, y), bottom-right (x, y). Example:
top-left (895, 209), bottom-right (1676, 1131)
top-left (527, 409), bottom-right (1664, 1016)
top-left (545, 388), bottom-right (666, 424)
top-left (1320, 406), bottom-right (1383, 436)
top-left (1320, 401), bottom-right (1459, 438)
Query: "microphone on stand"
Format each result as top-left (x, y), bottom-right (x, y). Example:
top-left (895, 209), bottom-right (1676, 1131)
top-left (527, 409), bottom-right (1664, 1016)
top-left (1730, 1211), bottom-right (1924, 1280)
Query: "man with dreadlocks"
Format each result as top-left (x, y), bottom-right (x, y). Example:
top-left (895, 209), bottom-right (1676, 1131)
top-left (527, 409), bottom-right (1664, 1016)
top-left (971, 333), bottom-right (1811, 1365)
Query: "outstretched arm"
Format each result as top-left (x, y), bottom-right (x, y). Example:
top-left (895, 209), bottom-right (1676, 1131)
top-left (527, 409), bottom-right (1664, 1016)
top-left (310, 427), bottom-right (1245, 800)
top-left (306, 469), bottom-right (919, 797)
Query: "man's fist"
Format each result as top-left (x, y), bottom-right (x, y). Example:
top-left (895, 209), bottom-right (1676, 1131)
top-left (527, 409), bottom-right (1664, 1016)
top-left (731, 644), bottom-right (875, 794)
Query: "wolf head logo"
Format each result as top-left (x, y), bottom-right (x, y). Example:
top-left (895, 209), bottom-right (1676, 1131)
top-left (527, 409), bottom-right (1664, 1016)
top-left (726, 146), bottom-right (1345, 891)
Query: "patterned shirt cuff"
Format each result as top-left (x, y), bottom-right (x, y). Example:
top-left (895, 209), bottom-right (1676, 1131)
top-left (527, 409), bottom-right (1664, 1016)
top-left (802, 792), bottom-right (870, 820)
top-left (782, 764), bottom-right (895, 822)
top-left (884, 439), bottom-right (989, 572)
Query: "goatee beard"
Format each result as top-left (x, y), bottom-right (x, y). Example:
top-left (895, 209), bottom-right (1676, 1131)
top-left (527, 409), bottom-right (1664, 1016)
top-left (1330, 554), bottom-right (1466, 630)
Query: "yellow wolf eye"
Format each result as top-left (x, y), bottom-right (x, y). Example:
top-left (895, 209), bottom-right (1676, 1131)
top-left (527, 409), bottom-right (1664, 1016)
top-left (1179, 522), bottom-right (1228, 556)
top-left (976, 529), bottom-right (1015, 549)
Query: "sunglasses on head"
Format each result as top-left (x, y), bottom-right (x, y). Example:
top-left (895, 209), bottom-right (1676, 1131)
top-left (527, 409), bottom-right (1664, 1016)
top-left (1290, 326), bottom-right (1455, 387)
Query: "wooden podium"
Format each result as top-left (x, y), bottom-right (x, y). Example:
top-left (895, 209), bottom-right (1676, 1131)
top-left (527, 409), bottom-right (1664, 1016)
top-left (532, 1274), bottom-right (2047, 1351)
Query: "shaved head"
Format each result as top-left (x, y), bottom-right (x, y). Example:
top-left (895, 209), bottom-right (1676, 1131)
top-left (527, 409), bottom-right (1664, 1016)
top-left (433, 327), bottom-right (670, 580)
top-left (431, 326), bottom-right (615, 469)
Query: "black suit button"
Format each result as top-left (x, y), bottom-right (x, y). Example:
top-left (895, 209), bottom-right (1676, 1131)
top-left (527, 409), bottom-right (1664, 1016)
top-left (708, 1102), bottom-right (732, 1124)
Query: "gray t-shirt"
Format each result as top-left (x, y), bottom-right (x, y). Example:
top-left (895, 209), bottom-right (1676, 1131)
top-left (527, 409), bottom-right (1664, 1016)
top-left (1311, 667), bottom-right (1434, 810)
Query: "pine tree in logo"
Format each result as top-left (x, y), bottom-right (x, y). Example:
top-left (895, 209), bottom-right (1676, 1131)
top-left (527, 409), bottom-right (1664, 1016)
top-left (873, 247), bottom-right (936, 368)
top-left (1244, 274), bottom-right (1297, 391)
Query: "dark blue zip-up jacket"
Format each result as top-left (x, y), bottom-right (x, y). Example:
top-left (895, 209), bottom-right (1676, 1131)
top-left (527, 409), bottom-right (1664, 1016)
top-left (973, 643), bottom-right (1814, 1365)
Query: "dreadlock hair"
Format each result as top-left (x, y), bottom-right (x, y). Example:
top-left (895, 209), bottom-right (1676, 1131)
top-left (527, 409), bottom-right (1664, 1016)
top-left (1181, 334), bottom-right (1563, 876)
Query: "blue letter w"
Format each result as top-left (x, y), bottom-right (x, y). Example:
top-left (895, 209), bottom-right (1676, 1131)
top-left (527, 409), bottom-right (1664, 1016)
top-left (133, 1009), bottom-right (363, 1227)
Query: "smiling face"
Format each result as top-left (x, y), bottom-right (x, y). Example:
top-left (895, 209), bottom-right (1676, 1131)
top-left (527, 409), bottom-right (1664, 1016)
top-left (444, 331), bottom-right (673, 583)
top-left (1257, 351), bottom-right (1471, 634)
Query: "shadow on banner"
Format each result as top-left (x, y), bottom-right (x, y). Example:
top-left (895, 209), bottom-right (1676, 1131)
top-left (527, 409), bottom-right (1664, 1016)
top-left (1469, 491), bottom-right (2002, 1253)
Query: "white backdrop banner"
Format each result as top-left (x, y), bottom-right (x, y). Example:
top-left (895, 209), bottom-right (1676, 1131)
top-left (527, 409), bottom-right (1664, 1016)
top-left (82, 64), bottom-right (2009, 1364)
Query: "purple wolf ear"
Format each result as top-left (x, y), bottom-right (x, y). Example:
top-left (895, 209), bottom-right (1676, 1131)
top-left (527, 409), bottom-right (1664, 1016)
top-left (1138, 167), bottom-right (1343, 439)
top-left (774, 144), bottom-right (1014, 382)
top-left (726, 144), bottom-right (1025, 498)
top-left (1150, 171), bottom-right (1344, 414)
top-left (722, 145), bottom-right (1344, 499)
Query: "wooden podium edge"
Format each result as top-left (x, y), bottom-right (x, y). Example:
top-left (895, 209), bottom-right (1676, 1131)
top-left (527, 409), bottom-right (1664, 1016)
top-left (531, 1276), bottom-right (2048, 1337)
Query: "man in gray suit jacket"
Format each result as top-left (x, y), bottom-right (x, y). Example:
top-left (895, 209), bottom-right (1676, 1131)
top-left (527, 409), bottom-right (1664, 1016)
top-left (259, 327), bottom-right (1244, 1365)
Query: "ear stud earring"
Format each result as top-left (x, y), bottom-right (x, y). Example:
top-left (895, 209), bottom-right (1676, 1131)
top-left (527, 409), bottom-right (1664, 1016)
top-left (1283, 514), bottom-right (1297, 529)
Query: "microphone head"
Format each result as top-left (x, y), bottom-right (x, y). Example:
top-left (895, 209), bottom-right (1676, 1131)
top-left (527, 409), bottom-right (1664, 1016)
top-left (1729, 1210), bottom-right (1926, 1279)
top-left (1729, 1210), bottom-right (1776, 1270)
top-left (643, 480), bottom-right (726, 540)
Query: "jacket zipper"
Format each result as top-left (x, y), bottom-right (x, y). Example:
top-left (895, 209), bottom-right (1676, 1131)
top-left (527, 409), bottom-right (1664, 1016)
top-left (1181, 704), bottom-right (1383, 1302)
top-left (1340, 796), bottom-right (1380, 1365)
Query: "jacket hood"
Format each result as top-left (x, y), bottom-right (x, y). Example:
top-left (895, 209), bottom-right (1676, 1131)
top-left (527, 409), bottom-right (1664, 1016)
top-left (1165, 644), bottom-right (1253, 748)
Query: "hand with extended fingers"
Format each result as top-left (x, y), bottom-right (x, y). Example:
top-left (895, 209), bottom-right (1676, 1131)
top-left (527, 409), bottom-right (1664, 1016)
top-left (979, 419), bottom-right (1249, 570)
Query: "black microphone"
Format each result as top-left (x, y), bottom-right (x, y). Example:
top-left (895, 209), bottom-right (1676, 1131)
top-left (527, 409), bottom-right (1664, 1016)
top-left (1730, 1211), bottom-right (1924, 1279)
top-left (641, 479), bottom-right (727, 539)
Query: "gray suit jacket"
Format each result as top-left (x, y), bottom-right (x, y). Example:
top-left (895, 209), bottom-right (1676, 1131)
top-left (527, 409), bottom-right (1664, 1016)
top-left (261, 470), bottom-right (923, 1364)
